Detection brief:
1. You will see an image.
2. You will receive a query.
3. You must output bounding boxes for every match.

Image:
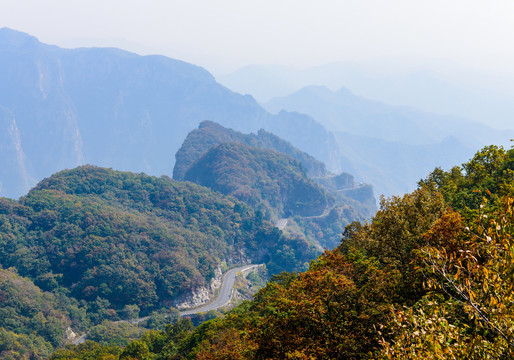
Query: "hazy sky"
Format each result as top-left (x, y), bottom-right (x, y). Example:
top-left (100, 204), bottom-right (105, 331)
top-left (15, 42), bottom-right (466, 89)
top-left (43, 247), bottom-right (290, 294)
top-left (1, 0), bottom-right (513, 74)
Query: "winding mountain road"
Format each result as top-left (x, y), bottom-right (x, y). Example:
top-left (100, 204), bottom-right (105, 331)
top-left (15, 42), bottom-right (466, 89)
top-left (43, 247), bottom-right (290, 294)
top-left (73, 264), bottom-right (262, 345)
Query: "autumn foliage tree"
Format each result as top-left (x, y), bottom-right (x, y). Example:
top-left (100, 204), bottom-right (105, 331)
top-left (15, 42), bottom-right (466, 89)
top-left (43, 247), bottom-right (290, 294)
top-left (381, 196), bottom-right (514, 359)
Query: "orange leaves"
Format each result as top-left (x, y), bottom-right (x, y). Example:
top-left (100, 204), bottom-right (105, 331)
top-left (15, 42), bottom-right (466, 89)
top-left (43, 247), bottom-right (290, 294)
top-left (249, 250), bottom-right (393, 359)
top-left (195, 328), bottom-right (256, 360)
top-left (421, 210), bottom-right (463, 252)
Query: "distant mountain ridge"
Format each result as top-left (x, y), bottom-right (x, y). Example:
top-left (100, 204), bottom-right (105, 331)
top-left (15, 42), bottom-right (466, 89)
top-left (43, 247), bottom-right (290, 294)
top-left (173, 120), bottom-right (329, 180)
top-left (218, 62), bottom-right (514, 131)
top-left (265, 85), bottom-right (514, 147)
top-left (263, 85), bottom-right (514, 196)
top-left (174, 121), bottom-right (376, 214)
top-left (0, 28), bottom-right (345, 198)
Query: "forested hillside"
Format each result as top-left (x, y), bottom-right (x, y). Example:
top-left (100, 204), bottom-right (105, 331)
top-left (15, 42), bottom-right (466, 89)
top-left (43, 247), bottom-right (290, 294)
top-left (0, 268), bottom-right (79, 359)
top-left (184, 143), bottom-right (330, 219)
top-left (176, 122), bottom-right (376, 249)
top-left (0, 166), bottom-right (323, 357)
top-left (53, 144), bottom-right (514, 359)
top-left (0, 166), bottom-right (318, 303)
top-left (173, 120), bottom-right (329, 180)
top-left (264, 85), bottom-right (514, 196)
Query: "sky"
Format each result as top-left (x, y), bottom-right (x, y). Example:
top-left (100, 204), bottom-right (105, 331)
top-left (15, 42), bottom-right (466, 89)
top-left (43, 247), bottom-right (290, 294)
top-left (1, 0), bottom-right (514, 75)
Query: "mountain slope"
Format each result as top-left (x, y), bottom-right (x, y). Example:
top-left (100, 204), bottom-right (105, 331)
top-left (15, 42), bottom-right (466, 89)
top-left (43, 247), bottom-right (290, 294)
top-left (265, 85), bottom-right (514, 147)
top-left (184, 143), bottom-right (330, 219)
top-left (0, 106), bottom-right (31, 196)
top-left (0, 166), bottom-right (317, 314)
top-left (97, 145), bottom-right (514, 360)
top-left (219, 62), bottom-right (514, 131)
top-left (263, 85), bottom-right (514, 196)
top-left (335, 132), bottom-right (474, 195)
top-left (0, 268), bottom-right (73, 358)
top-left (182, 140), bottom-right (375, 249)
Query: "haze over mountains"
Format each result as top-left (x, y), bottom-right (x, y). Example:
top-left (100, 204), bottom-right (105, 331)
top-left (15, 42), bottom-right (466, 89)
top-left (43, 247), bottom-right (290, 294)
top-left (173, 120), bottom-right (330, 181)
top-left (218, 62), bottom-right (514, 131)
top-left (264, 85), bottom-right (514, 195)
top-left (265, 85), bottom-right (513, 148)
top-left (0, 29), bottom-right (379, 355)
top-left (219, 64), bottom-right (514, 195)
top-left (174, 121), bottom-right (376, 249)
top-left (0, 28), bottom-right (342, 199)
top-left (3, 12), bottom-right (514, 358)
top-left (2, 27), bottom-right (513, 200)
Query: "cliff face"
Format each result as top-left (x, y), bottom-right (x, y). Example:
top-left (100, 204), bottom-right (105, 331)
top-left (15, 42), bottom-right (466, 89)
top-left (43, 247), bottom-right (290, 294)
top-left (0, 106), bottom-right (31, 197)
top-left (173, 266), bottom-right (223, 309)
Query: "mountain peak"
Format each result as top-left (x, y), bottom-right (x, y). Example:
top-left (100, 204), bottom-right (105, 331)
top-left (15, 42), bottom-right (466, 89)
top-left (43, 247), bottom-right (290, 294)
top-left (0, 27), bottom-right (40, 48)
top-left (198, 120), bottom-right (224, 130)
top-left (335, 86), bottom-right (355, 97)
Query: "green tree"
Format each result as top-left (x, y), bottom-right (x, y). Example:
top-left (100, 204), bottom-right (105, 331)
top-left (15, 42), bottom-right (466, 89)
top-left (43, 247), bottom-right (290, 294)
top-left (120, 339), bottom-right (151, 360)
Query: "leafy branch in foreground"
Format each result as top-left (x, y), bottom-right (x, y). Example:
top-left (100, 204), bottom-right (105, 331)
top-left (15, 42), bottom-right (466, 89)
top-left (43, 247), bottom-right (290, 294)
top-left (381, 197), bottom-right (514, 359)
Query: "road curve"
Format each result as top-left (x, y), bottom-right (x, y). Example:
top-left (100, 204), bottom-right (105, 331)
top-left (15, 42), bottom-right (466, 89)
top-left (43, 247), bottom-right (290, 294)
top-left (73, 264), bottom-right (262, 344)
top-left (180, 264), bottom-right (261, 316)
top-left (74, 334), bottom-right (87, 345)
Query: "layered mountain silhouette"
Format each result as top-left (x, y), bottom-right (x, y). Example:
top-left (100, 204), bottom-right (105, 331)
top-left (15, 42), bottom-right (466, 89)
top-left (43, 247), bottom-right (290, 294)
top-left (264, 85), bottom-right (514, 196)
top-left (219, 62), bottom-right (514, 131)
top-left (265, 85), bottom-right (514, 147)
top-left (4, 27), bottom-right (503, 200)
top-left (0, 28), bottom-right (344, 198)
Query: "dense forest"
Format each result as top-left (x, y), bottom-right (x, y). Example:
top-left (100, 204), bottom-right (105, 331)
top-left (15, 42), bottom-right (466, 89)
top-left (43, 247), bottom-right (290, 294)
top-left (48, 144), bottom-right (514, 359)
top-left (0, 166), bottom-right (323, 358)
top-left (184, 142), bottom-right (330, 219)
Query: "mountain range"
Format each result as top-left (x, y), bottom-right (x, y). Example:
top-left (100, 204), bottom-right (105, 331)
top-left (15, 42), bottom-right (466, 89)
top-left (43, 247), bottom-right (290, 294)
top-left (3, 27), bottom-right (512, 200)
top-left (3, 27), bottom-right (514, 360)
top-left (0, 28), bottom-right (343, 199)
top-left (263, 85), bottom-right (514, 195)
top-left (173, 120), bottom-right (330, 181)
top-left (218, 61), bottom-right (514, 131)
top-left (0, 165), bottom-right (318, 308)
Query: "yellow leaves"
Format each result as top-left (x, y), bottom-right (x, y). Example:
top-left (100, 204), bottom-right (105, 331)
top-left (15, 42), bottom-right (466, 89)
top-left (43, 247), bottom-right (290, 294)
top-left (378, 299), bottom-right (472, 360)
top-left (404, 196), bottom-right (514, 358)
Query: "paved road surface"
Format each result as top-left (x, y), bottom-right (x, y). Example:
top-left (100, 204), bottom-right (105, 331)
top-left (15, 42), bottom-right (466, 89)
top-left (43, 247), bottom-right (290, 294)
top-left (180, 264), bottom-right (261, 316)
top-left (336, 185), bottom-right (366, 192)
top-left (74, 334), bottom-right (87, 345)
